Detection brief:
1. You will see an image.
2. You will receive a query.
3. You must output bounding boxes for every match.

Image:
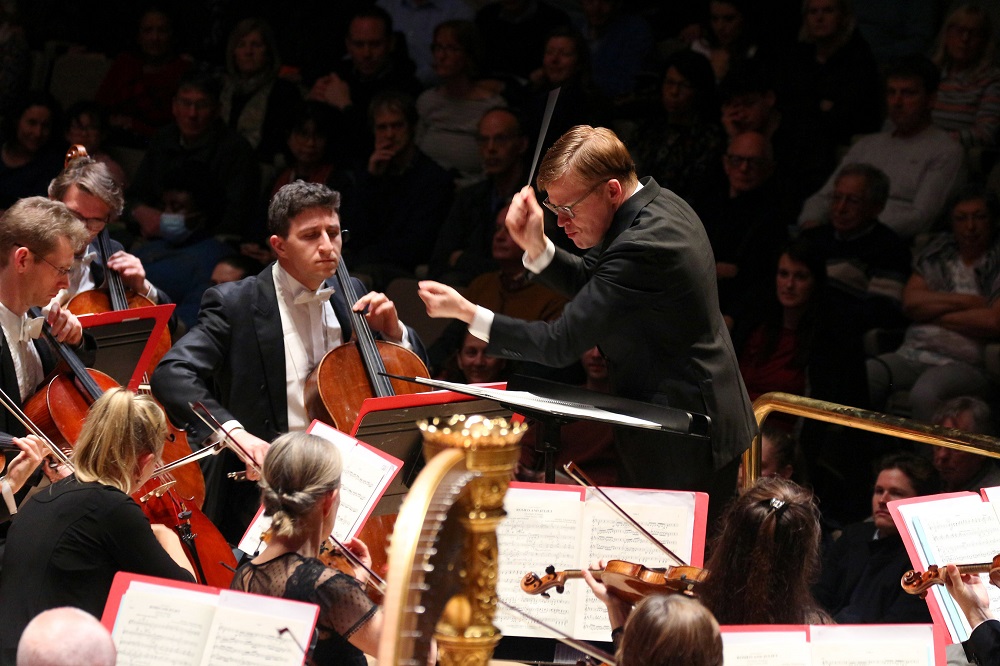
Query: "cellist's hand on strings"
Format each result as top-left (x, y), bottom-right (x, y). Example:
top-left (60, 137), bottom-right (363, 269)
top-left (417, 281), bottom-right (477, 324)
top-left (106, 251), bottom-right (150, 296)
top-left (582, 559), bottom-right (633, 632)
top-left (44, 302), bottom-right (83, 346)
top-left (354, 292), bottom-right (404, 343)
top-left (4, 436), bottom-right (49, 492)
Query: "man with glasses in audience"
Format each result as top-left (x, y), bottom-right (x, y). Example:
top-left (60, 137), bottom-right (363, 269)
top-left (419, 125), bottom-right (757, 520)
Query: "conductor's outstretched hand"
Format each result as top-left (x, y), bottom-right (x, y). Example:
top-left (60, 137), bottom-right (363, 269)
top-left (418, 281), bottom-right (477, 324)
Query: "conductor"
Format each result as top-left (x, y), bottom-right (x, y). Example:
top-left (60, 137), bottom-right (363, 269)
top-left (419, 125), bottom-right (757, 508)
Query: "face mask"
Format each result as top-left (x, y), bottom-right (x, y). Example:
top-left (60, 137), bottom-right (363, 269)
top-left (160, 212), bottom-right (193, 244)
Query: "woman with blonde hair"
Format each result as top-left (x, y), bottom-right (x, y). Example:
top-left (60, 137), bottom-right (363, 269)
top-left (0, 389), bottom-right (195, 662)
top-left (230, 432), bottom-right (383, 666)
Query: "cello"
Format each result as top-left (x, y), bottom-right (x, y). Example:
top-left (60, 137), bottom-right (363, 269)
top-left (303, 254), bottom-right (430, 431)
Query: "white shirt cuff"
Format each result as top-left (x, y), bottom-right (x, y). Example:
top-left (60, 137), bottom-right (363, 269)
top-left (522, 238), bottom-right (555, 274)
top-left (205, 420), bottom-right (244, 447)
top-left (395, 323), bottom-right (413, 351)
top-left (469, 306), bottom-right (495, 343)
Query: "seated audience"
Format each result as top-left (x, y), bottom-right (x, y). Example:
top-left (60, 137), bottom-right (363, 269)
top-left (813, 452), bottom-right (939, 623)
top-left (220, 18), bottom-right (303, 166)
top-left (735, 239), bottom-right (825, 402)
top-left (691, 131), bottom-right (791, 325)
top-left (691, 0), bottom-right (759, 82)
top-left (211, 254), bottom-right (264, 286)
top-left (629, 50), bottom-right (725, 202)
top-left (854, 0), bottom-right (935, 65)
top-left (799, 56), bottom-right (965, 240)
top-left (231, 431), bottom-right (385, 665)
top-left (576, 0), bottom-right (654, 102)
top-left (932, 396), bottom-right (1000, 493)
top-left (0, 92), bottom-right (64, 211)
top-left (95, 6), bottom-right (192, 145)
top-left (475, 0), bottom-right (571, 83)
top-left (449, 331), bottom-right (509, 384)
top-left (737, 424), bottom-right (807, 489)
top-left (16, 607), bottom-right (116, 666)
top-left (341, 91), bottom-right (453, 287)
top-left (0, 390), bottom-right (195, 663)
top-left (377, 0), bottom-right (474, 86)
top-left (429, 106), bottom-right (529, 286)
top-left (777, 0), bottom-right (881, 148)
top-left (128, 69), bottom-right (260, 243)
top-left (930, 3), bottom-right (1000, 150)
top-left (63, 102), bottom-right (127, 188)
top-left (867, 185), bottom-right (1000, 422)
top-left (416, 20), bottom-right (506, 187)
top-left (268, 102), bottom-right (355, 203)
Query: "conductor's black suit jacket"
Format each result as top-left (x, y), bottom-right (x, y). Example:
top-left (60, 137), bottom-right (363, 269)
top-left (489, 178), bottom-right (757, 492)
top-left (150, 264), bottom-right (427, 539)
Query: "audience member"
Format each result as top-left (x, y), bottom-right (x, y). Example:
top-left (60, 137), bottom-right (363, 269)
top-left (629, 50), bottom-right (725, 202)
top-left (813, 452), bottom-right (939, 623)
top-left (15, 607), bottom-right (116, 666)
top-left (63, 102), bottom-right (127, 188)
top-left (415, 20), bottom-right (506, 187)
top-left (691, 131), bottom-right (791, 325)
top-left (269, 102), bottom-right (355, 201)
top-left (377, 0), bottom-right (474, 86)
top-left (95, 6), bottom-right (192, 145)
top-left (930, 3), bottom-right (1000, 150)
top-left (577, 0), bottom-right (654, 102)
top-left (691, 0), bottom-right (759, 82)
top-left (854, 0), bottom-right (937, 65)
top-left (698, 476), bottom-right (831, 624)
top-left (735, 239), bottom-right (825, 402)
top-left (799, 56), bottom-right (965, 240)
top-left (867, 185), bottom-right (1000, 422)
top-left (220, 18), bottom-right (303, 165)
top-left (777, 0), bottom-right (881, 148)
top-left (211, 254), bottom-right (264, 286)
top-left (341, 91), bottom-right (453, 286)
top-left (128, 69), bottom-right (260, 242)
top-left (737, 423), bottom-right (807, 489)
top-left (308, 6), bottom-right (423, 170)
top-left (452, 331), bottom-right (508, 384)
top-left (0, 5), bottom-right (28, 121)
top-left (0, 92), bottom-right (64, 211)
top-left (475, 0), bottom-right (572, 83)
top-left (932, 396), bottom-right (1000, 493)
top-left (430, 107), bottom-right (528, 286)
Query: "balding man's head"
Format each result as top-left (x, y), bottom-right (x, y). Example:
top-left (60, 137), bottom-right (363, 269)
top-left (17, 607), bottom-right (116, 666)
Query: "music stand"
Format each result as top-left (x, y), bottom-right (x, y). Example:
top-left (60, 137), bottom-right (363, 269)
top-left (383, 373), bottom-right (711, 483)
top-left (79, 304), bottom-right (174, 391)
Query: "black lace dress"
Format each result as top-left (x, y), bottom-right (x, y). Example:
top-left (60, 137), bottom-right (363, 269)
top-left (231, 552), bottom-right (377, 666)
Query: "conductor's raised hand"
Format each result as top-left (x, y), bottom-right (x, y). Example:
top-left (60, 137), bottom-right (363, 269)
top-left (355, 291), bottom-right (404, 343)
top-left (506, 185), bottom-right (547, 261)
top-left (417, 281), bottom-right (477, 324)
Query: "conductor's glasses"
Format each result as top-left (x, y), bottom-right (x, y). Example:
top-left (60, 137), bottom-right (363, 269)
top-left (543, 180), bottom-right (605, 218)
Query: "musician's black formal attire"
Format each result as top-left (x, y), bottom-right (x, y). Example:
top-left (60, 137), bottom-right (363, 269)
top-left (151, 263), bottom-right (427, 542)
top-left (965, 619), bottom-right (1000, 665)
top-left (485, 178), bottom-right (757, 508)
top-left (0, 475), bottom-right (194, 665)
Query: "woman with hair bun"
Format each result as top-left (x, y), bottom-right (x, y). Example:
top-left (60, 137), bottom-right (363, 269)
top-left (230, 432), bottom-right (383, 666)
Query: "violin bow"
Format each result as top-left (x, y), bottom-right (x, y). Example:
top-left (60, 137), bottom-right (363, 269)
top-left (497, 598), bottom-right (616, 665)
top-left (0, 386), bottom-right (73, 467)
top-left (189, 401), bottom-right (263, 477)
top-left (563, 462), bottom-right (687, 567)
top-left (328, 535), bottom-right (387, 593)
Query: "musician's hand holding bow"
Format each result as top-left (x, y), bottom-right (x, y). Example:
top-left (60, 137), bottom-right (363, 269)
top-left (582, 558), bottom-right (632, 633)
top-left (944, 563), bottom-right (995, 631)
top-left (417, 281), bottom-right (477, 324)
top-left (4, 436), bottom-right (49, 493)
top-left (228, 428), bottom-right (270, 481)
top-left (45, 302), bottom-right (83, 346)
top-left (341, 536), bottom-right (373, 585)
top-left (354, 292), bottom-right (404, 343)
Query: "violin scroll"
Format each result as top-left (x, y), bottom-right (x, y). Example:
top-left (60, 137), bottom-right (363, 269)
top-left (521, 565), bottom-right (569, 599)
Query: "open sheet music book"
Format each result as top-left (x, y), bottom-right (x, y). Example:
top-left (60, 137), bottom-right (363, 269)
top-left (101, 572), bottom-right (319, 666)
top-left (238, 420), bottom-right (402, 556)
top-left (495, 482), bottom-right (707, 642)
top-left (889, 487), bottom-right (1000, 643)
top-left (721, 624), bottom-right (944, 665)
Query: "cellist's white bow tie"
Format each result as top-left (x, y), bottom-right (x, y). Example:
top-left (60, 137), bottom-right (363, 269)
top-left (20, 316), bottom-right (43, 342)
top-left (293, 287), bottom-right (334, 306)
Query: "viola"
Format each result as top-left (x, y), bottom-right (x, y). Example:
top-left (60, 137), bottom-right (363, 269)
top-left (901, 555), bottom-right (1000, 598)
top-left (61, 145), bottom-right (173, 370)
top-left (303, 254), bottom-right (429, 431)
top-left (521, 560), bottom-right (709, 605)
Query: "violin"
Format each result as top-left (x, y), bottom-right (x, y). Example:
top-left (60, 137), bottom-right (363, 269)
top-left (302, 253), bottom-right (430, 431)
top-left (901, 555), bottom-right (1000, 598)
top-left (61, 145), bottom-right (173, 370)
top-left (318, 536), bottom-right (386, 604)
top-left (521, 560), bottom-right (708, 605)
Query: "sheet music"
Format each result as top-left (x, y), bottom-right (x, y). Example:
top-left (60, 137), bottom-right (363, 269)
top-left (112, 587), bottom-right (218, 666)
top-left (809, 625), bottom-right (936, 666)
top-left (722, 630), bottom-right (810, 666)
top-left (495, 487), bottom-right (584, 637)
top-left (202, 606), bottom-right (312, 666)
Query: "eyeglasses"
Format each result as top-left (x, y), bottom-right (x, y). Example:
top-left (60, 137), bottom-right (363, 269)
top-left (542, 181), bottom-right (605, 218)
top-left (15, 244), bottom-right (72, 276)
top-left (724, 154), bottom-right (771, 170)
top-left (68, 208), bottom-right (109, 228)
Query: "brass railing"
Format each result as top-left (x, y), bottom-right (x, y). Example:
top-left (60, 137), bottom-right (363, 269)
top-left (740, 392), bottom-right (1000, 490)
